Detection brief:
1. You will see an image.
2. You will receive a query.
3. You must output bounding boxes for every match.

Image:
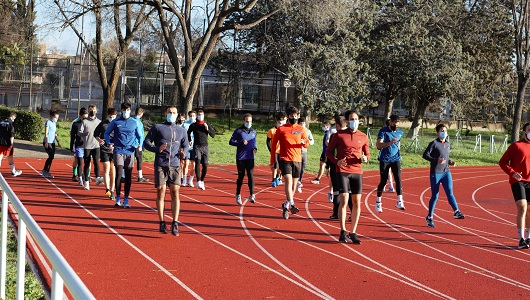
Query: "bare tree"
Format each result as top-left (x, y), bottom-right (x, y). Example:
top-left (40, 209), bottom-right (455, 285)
top-left (53, 0), bottom-right (153, 117)
top-left (149, 0), bottom-right (281, 113)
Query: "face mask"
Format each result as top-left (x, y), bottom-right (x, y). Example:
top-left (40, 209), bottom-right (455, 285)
top-left (122, 110), bottom-right (131, 119)
top-left (108, 117), bottom-right (116, 122)
top-left (288, 118), bottom-right (296, 124)
top-left (322, 126), bottom-right (327, 131)
top-left (178, 119), bottom-right (184, 125)
top-left (390, 125), bottom-right (397, 131)
top-left (51, 118), bottom-right (57, 123)
top-left (166, 113), bottom-right (177, 123)
top-left (349, 120), bottom-right (359, 130)
top-left (526, 132), bottom-right (530, 140)
top-left (189, 116), bottom-right (195, 123)
top-left (244, 122), bottom-right (251, 129)
top-left (439, 131), bottom-right (447, 139)
top-left (89, 111), bottom-right (96, 117)
top-left (197, 115), bottom-right (204, 121)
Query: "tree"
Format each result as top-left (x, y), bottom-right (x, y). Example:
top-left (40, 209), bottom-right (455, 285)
top-left (148, 0), bottom-right (281, 113)
top-left (52, 1), bottom-right (153, 118)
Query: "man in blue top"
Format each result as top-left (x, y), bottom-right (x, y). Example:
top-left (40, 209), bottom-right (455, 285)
top-left (229, 113), bottom-right (257, 205)
top-left (42, 110), bottom-right (62, 178)
top-left (144, 106), bottom-right (189, 235)
top-left (375, 114), bottom-right (405, 212)
top-left (133, 107), bottom-right (149, 182)
top-left (105, 102), bottom-right (143, 208)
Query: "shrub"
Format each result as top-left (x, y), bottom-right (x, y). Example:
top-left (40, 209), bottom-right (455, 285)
top-left (0, 106), bottom-right (43, 141)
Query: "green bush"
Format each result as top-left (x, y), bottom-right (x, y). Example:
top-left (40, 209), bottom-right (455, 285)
top-left (0, 106), bottom-right (43, 142)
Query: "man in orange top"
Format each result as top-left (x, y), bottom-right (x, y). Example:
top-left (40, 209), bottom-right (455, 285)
top-left (266, 112), bottom-right (286, 187)
top-left (326, 110), bottom-right (370, 244)
top-left (270, 106), bottom-right (309, 219)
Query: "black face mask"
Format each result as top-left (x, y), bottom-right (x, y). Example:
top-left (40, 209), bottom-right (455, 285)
top-left (390, 125), bottom-right (397, 131)
top-left (288, 118), bottom-right (296, 124)
top-left (177, 119), bottom-right (183, 125)
top-left (89, 111), bottom-right (95, 117)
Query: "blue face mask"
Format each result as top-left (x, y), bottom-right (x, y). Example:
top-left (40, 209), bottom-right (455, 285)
top-left (244, 122), bottom-right (251, 129)
top-left (166, 113), bottom-right (177, 123)
top-left (439, 131), bottom-right (447, 139)
top-left (349, 120), bottom-right (359, 130)
top-left (122, 110), bottom-right (131, 119)
top-left (197, 115), bottom-right (204, 121)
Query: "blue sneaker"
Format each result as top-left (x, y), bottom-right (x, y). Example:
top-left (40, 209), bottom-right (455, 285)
top-left (114, 196), bottom-right (121, 207)
top-left (123, 197), bottom-right (130, 208)
top-left (271, 179), bottom-right (278, 187)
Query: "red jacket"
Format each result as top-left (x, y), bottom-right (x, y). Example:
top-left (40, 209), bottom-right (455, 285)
top-left (499, 139), bottom-right (530, 185)
top-left (326, 128), bottom-right (370, 174)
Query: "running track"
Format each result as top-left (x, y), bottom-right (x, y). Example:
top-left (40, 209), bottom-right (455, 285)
top-left (3, 159), bottom-right (529, 299)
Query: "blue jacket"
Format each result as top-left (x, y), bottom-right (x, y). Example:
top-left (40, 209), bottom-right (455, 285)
top-left (144, 122), bottom-right (189, 167)
top-left (229, 125), bottom-right (257, 161)
top-left (133, 116), bottom-right (145, 147)
top-left (104, 117), bottom-right (142, 155)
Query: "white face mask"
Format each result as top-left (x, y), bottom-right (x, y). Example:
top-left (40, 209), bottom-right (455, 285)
top-left (108, 116), bottom-right (116, 122)
top-left (122, 110), bottom-right (131, 119)
top-left (197, 115), bottom-right (204, 121)
top-left (166, 113), bottom-right (177, 123)
top-left (349, 120), bottom-right (359, 130)
top-left (526, 132), bottom-right (530, 140)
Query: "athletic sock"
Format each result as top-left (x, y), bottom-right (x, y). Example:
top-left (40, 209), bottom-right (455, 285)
top-left (289, 199), bottom-right (295, 206)
top-left (284, 200), bottom-right (290, 208)
top-left (73, 166), bottom-right (77, 176)
top-left (526, 228), bottom-right (530, 239)
top-left (10, 164), bottom-right (15, 173)
top-left (397, 195), bottom-right (403, 202)
top-left (138, 170), bottom-right (143, 178)
top-left (189, 175), bottom-right (194, 183)
top-left (518, 228), bottom-right (525, 239)
top-left (376, 196), bottom-right (382, 203)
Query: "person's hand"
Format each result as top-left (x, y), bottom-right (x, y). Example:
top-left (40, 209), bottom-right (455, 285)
top-left (391, 137), bottom-right (398, 144)
top-left (137, 145), bottom-right (142, 152)
top-left (253, 148), bottom-right (257, 155)
top-left (108, 143), bottom-right (114, 152)
top-left (98, 139), bottom-right (105, 146)
top-left (243, 139), bottom-right (248, 145)
top-left (44, 142), bottom-right (49, 149)
top-left (189, 141), bottom-right (193, 147)
top-left (337, 158), bottom-right (346, 167)
top-left (449, 161), bottom-right (456, 167)
top-left (159, 143), bottom-right (167, 153)
top-left (204, 123), bottom-right (208, 131)
top-left (438, 157), bottom-right (446, 165)
top-left (179, 149), bottom-right (185, 159)
top-left (513, 172), bottom-right (523, 181)
top-left (362, 154), bottom-right (368, 163)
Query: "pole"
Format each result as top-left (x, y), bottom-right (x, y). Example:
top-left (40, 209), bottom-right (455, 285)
top-left (137, 38), bottom-right (142, 108)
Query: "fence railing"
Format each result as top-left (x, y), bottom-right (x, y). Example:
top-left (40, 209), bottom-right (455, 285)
top-left (0, 173), bottom-right (95, 300)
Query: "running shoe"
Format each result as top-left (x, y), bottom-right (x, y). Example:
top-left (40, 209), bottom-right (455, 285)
top-left (138, 177), bottom-right (150, 183)
top-left (526, 238), bottom-right (530, 248)
top-left (123, 198), bottom-right (130, 208)
top-left (159, 221), bottom-right (167, 234)
top-left (387, 187), bottom-right (395, 193)
top-left (453, 211), bottom-right (465, 219)
top-left (375, 201), bottom-right (383, 213)
top-left (518, 238), bottom-right (530, 249)
top-left (271, 179), bottom-right (278, 187)
top-left (78, 179), bottom-right (84, 186)
top-left (311, 178), bottom-right (320, 184)
top-left (247, 194), bottom-right (255, 204)
top-left (426, 217), bottom-right (435, 228)
top-left (114, 196), bottom-right (121, 207)
top-left (170, 222), bottom-right (179, 236)
top-left (348, 233), bottom-right (361, 244)
top-left (395, 200), bottom-right (405, 210)
top-left (290, 204), bottom-right (300, 214)
top-left (72, 175), bottom-right (78, 182)
top-left (188, 180), bottom-right (194, 188)
top-left (329, 215), bottom-right (339, 220)
top-left (198, 181), bottom-right (206, 190)
top-left (236, 194), bottom-right (242, 205)
top-left (83, 181), bottom-right (90, 191)
top-left (96, 177), bottom-right (104, 186)
top-left (105, 189), bottom-right (112, 197)
top-left (277, 179), bottom-right (283, 185)
top-left (282, 203), bottom-right (289, 219)
top-left (297, 184), bottom-right (302, 193)
top-left (339, 230), bottom-right (353, 243)
top-left (11, 170), bottom-right (22, 177)
top-left (328, 193), bottom-right (333, 203)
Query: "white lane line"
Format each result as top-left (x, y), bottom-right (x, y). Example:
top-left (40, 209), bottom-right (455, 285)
top-left (470, 181), bottom-right (514, 225)
top-left (25, 162), bottom-right (203, 300)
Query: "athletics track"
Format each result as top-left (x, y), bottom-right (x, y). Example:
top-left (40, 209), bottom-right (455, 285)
top-left (3, 159), bottom-right (529, 299)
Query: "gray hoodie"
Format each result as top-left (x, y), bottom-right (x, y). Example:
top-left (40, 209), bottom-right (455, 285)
top-left (80, 117), bottom-right (101, 149)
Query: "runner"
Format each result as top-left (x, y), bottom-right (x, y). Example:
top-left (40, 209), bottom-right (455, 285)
top-left (105, 102), bottom-right (143, 208)
top-left (229, 113), bottom-right (257, 205)
top-left (181, 110), bottom-right (196, 187)
top-left (187, 109), bottom-right (215, 190)
top-left (95, 107), bottom-right (117, 200)
top-left (266, 112), bottom-right (287, 187)
top-left (69, 108), bottom-right (87, 185)
top-left (270, 106), bottom-right (309, 219)
top-left (297, 117), bottom-right (314, 193)
top-left (42, 109), bottom-right (62, 178)
top-left (423, 123), bottom-right (465, 228)
top-left (326, 110), bottom-right (369, 244)
top-left (499, 122), bottom-right (530, 249)
top-left (311, 121), bottom-right (331, 185)
top-left (0, 111), bottom-right (22, 176)
top-left (375, 114), bottom-right (405, 212)
top-left (80, 104), bottom-right (102, 190)
top-left (133, 107), bottom-right (149, 182)
top-left (144, 106), bottom-right (189, 235)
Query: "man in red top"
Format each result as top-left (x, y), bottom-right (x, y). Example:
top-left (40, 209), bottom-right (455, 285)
top-left (499, 122), bottom-right (530, 249)
top-left (270, 106), bottom-right (309, 219)
top-left (326, 110), bottom-right (370, 244)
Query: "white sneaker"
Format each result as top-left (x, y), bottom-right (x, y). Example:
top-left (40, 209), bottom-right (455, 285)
top-left (236, 194), bottom-right (242, 205)
top-left (197, 181), bottom-right (205, 190)
top-left (387, 187), bottom-right (395, 193)
top-left (78, 178), bottom-right (84, 186)
top-left (12, 170), bottom-right (22, 177)
top-left (96, 177), bottom-right (104, 186)
top-left (182, 178), bottom-right (187, 186)
top-left (297, 185), bottom-right (302, 193)
top-left (200, 181), bottom-right (206, 190)
top-left (395, 200), bottom-right (405, 210)
top-left (188, 179), bottom-right (194, 187)
top-left (84, 181), bottom-right (90, 190)
top-left (247, 194), bottom-right (255, 203)
top-left (375, 201), bottom-right (383, 213)
top-left (328, 193), bottom-right (333, 203)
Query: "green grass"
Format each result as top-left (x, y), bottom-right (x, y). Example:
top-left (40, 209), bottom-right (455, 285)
top-left (55, 117), bottom-right (504, 175)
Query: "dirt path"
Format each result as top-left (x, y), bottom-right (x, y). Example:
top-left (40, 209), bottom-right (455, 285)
top-left (13, 139), bottom-right (72, 159)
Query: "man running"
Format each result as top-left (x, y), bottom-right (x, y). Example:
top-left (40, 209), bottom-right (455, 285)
top-left (95, 107), bottom-right (117, 200)
top-left (133, 107), bottom-right (149, 182)
top-left (0, 112), bottom-right (22, 176)
top-left (187, 109), bottom-right (215, 190)
top-left (105, 102), bottom-right (143, 208)
top-left (70, 108), bottom-right (87, 185)
top-left (144, 106), bottom-right (189, 235)
top-left (326, 110), bottom-right (370, 244)
top-left (266, 112), bottom-right (287, 187)
top-left (229, 113), bottom-right (257, 205)
top-left (42, 110), bottom-right (62, 178)
top-left (311, 121), bottom-right (331, 185)
top-left (181, 110), bottom-right (196, 187)
top-left (297, 117), bottom-right (314, 193)
top-left (270, 106), bottom-right (309, 219)
top-left (80, 104), bottom-right (102, 190)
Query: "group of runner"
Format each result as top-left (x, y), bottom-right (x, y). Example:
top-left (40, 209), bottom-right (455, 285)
top-left (1, 104), bottom-right (530, 247)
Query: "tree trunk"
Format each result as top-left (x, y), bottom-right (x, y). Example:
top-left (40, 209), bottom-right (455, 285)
top-left (511, 74), bottom-right (530, 142)
top-left (406, 97), bottom-right (429, 138)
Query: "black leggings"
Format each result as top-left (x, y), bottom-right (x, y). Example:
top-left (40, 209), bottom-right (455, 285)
top-left (299, 152), bottom-right (307, 182)
top-left (84, 148), bottom-right (100, 179)
top-left (377, 161), bottom-right (402, 197)
top-left (236, 159), bottom-right (255, 195)
top-left (43, 143), bottom-right (56, 172)
top-left (115, 165), bottom-right (132, 198)
top-left (135, 148), bottom-right (143, 170)
top-left (76, 155), bottom-right (84, 180)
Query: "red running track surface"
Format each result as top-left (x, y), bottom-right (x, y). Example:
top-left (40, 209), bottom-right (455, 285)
top-left (3, 158), bottom-right (530, 299)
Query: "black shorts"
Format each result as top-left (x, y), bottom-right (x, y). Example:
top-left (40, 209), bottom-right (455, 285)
top-left (279, 161), bottom-right (302, 178)
top-left (338, 172), bottom-right (363, 194)
top-left (320, 153), bottom-right (328, 164)
top-left (194, 146), bottom-right (209, 164)
top-left (511, 181), bottom-right (530, 202)
top-left (154, 166), bottom-right (181, 188)
top-left (100, 151), bottom-right (113, 163)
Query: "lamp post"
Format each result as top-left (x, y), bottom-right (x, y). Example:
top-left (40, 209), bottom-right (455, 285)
top-left (283, 78), bottom-right (291, 109)
top-left (136, 37), bottom-right (142, 108)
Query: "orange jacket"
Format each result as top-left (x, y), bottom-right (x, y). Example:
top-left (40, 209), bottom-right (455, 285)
top-left (270, 123), bottom-right (309, 164)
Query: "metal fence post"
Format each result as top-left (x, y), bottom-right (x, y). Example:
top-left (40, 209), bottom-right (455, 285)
top-left (0, 190), bottom-right (8, 299)
top-left (15, 220), bottom-right (26, 300)
top-left (51, 269), bottom-right (64, 300)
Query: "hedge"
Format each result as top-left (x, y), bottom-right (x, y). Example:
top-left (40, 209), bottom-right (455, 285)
top-left (0, 106), bottom-right (44, 142)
